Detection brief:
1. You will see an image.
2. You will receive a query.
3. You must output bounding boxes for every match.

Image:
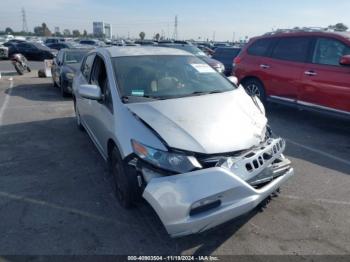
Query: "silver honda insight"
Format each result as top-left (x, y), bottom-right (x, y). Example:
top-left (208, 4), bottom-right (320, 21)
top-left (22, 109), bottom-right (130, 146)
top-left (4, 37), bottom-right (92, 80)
top-left (72, 46), bottom-right (294, 237)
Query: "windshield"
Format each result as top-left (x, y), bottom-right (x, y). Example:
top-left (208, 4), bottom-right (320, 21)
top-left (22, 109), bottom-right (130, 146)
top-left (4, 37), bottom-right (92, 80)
top-left (169, 45), bottom-right (207, 57)
top-left (112, 55), bottom-right (235, 102)
top-left (64, 51), bottom-right (87, 64)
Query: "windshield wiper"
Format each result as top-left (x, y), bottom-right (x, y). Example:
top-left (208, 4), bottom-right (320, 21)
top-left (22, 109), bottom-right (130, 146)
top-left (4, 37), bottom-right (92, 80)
top-left (121, 95), bottom-right (165, 103)
top-left (185, 90), bottom-right (228, 97)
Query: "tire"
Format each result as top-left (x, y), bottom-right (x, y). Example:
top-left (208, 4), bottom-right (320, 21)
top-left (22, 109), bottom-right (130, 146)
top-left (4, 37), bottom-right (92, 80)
top-left (74, 100), bottom-right (84, 131)
top-left (109, 147), bottom-right (138, 209)
top-left (60, 77), bottom-right (70, 98)
top-left (242, 78), bottom-right (266, 102)
top-left (26, 66), bottom-right (31, 73)
top-left (14, 63), bottom-right (24, 75)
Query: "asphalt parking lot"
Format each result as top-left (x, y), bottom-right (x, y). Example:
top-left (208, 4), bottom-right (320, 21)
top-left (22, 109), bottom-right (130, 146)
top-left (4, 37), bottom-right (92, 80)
top-left (0, 69), bottom-right (349, 255)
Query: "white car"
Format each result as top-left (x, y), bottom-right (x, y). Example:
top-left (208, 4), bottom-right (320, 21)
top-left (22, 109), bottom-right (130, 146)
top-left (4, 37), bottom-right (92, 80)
top-left (73, 46), bottom-right (294, 237)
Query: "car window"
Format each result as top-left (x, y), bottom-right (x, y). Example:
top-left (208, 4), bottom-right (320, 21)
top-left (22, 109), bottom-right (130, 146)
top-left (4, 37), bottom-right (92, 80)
top-left (18, 43), bottom-right (36, 50)
top-left (271, 37), bottom-right (311, 62)
top-left (247, 38), bottom-right (274, 57)
top-left (112, 55), bottom-right (235, 101)
top-left (312, 38), bottom-right (350, 66)
top-left (90, 56), bottom-right (113, 111)
top-left (63, 51), bottom-right (87, 64)
top-left (82, 54), bottom-right (95, 80)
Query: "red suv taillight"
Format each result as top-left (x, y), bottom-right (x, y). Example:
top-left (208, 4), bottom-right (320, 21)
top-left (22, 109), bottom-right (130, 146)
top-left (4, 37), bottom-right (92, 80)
top-left (233, 56), bottom-right (242, 65)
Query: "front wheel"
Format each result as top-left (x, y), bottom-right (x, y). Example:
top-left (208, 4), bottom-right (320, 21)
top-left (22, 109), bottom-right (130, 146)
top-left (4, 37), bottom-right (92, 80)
top-left (74, 100), bottom-right (84, 131)
top-left (109, 147), bottom-right (138, 209)
top-left (60, 77), bottom-right (70, 98)
top-left (242, 78), bottom-right (266, 102)
top-left (14, 62), bottom-right (24, 75)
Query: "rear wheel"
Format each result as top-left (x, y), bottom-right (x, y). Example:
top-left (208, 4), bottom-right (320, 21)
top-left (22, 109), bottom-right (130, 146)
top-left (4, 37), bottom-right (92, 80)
top-left (242, 78), bottom-right (266, 102)
top-left (109, 147), bottom-right (138, 209)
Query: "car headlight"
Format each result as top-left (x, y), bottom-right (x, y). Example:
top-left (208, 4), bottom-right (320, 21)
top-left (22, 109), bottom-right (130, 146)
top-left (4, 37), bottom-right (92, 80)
top-left (65, 72), bottom-right (75, 80)
top-left (131, 140), bottom-right (202, 173)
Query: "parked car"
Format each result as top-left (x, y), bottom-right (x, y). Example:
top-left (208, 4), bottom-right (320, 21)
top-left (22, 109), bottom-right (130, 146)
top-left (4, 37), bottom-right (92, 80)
top-left (44, 38), bottom-right (65, 45)
top-left (52, 48), bottom-right (91, 97)
top-left (79, 39), bottom-right (106, 47)
top-left (72, 46), bottom-right (294, 237)
top-left (8, 42), bottom-right (57, 61)
top-left (234, 30), bottom-right (350, 118)
top-left (46, 42), bottom-right (80, 50)
top-left (159, 43), bottom-right (225, 74)
top-left (197, 44), bottom-right (214, 56)
top-left (134, 40), bottom-right (158, 46)
top-left (212, 47), bottom-right (241, 75)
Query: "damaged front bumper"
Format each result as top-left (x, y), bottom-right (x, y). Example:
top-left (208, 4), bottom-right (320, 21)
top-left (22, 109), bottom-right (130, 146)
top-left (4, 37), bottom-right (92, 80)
top-left (142, 138), bottom-right (294, 237)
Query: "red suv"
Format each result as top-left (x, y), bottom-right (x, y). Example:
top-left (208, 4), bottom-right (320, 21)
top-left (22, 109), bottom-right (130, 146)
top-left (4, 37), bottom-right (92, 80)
top-left (234, 30), bottom-right (350, 118)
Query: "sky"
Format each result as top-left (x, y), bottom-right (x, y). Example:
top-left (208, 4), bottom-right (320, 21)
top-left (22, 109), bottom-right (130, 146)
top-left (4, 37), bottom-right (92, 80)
top-left (0, 0), bottom-right (349, 41)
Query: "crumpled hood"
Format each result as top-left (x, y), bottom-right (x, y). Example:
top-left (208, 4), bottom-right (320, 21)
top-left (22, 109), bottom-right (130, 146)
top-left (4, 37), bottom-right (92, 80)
top-left (126, 86), bottom-right (267, 154)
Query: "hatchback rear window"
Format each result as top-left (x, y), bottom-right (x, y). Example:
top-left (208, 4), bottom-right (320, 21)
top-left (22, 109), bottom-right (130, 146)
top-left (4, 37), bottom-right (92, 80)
top-left (247, 38), bottom-right (273, 56)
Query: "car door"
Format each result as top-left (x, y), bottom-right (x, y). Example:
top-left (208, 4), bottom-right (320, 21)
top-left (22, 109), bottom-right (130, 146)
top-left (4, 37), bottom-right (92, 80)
top-left (259, 36), bottom-right (313, 101)
top-left (87, 55), bottom-right (114, 156)
top-left (299, 37), bottom-right (350, 113)
top-left (76, 53), bottom-right (96, 129)
top-left (16, 43), bottom-right (32, 59)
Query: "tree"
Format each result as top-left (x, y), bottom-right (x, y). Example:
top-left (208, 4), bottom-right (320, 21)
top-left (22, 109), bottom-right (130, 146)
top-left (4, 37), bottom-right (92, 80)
top-left (154, 33), bottom-right (160, 41)
top-left (83, 30), bottom-right (87, 37)
top-left (72, 30), bottom-right (80, 37)
top-left (42, 23), bottom-right (52, 36)
top-left (34, 26), bottom-right (43, 36)
top-left (139, 31), bottom-right (146, 40)
top-left (328, 23), bottom-right (348, 32)
top-left (5, 27), bottom-right (13, 34)
top-left (63, 29), bottom-right (71, 36)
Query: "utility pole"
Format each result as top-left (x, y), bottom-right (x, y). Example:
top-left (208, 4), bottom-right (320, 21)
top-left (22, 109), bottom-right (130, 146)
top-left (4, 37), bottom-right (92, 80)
top-left (21, 7), bottom-right (28, 33)
top-left (173, 15), bottom-right (178, 40)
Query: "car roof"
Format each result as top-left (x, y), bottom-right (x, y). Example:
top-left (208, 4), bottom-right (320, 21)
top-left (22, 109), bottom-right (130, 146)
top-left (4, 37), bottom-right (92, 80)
top-left (258, 31), bottom-right (350, 41)
top-left (104, 46), bottom-right (193, 57)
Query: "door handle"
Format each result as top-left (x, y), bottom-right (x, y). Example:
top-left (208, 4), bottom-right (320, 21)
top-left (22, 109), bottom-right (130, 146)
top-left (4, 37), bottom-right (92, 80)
top-left (260, 64), bottom-right (270, 69)
top-left (304, 70), bottom-right (317, 76)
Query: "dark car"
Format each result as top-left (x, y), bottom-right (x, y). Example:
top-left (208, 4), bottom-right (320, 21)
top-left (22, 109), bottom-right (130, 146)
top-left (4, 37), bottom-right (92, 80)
top-left (46, 42), bottom-right (79, 50)
top-left (51, 48), bottom-right (91, 97)
top-left (8, 42), bottom-right (56, 61)
top-left (159, 43), bottom-right (225, 73)
top-left (234, 29), bottom-right (350, 118)
top-left (212, 47), bottom-right (241, 75)
top-left (45, 38), bottom-right (65, 45)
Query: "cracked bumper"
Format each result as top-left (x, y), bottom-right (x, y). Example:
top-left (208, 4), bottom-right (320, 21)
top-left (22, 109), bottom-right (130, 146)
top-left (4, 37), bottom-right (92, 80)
top-left (143, 165), bottom-right (294, 237)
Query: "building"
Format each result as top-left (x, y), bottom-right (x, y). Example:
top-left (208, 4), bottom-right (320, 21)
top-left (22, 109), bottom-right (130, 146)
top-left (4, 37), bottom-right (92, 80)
top-left (54, 27), bottom-right (60, 35)
top-left (104, 23), bottom-right (112, 39)
top-left (93, 22), bottom-right (112, 39)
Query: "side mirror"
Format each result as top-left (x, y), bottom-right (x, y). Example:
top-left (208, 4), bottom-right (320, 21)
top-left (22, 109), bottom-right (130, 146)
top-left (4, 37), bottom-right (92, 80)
top-left (227, 76), bottom-right (238, 85)
top-left (78, 84), bottom-right (102, 100)
top-left (339, 55), bottom-right (350, 66)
